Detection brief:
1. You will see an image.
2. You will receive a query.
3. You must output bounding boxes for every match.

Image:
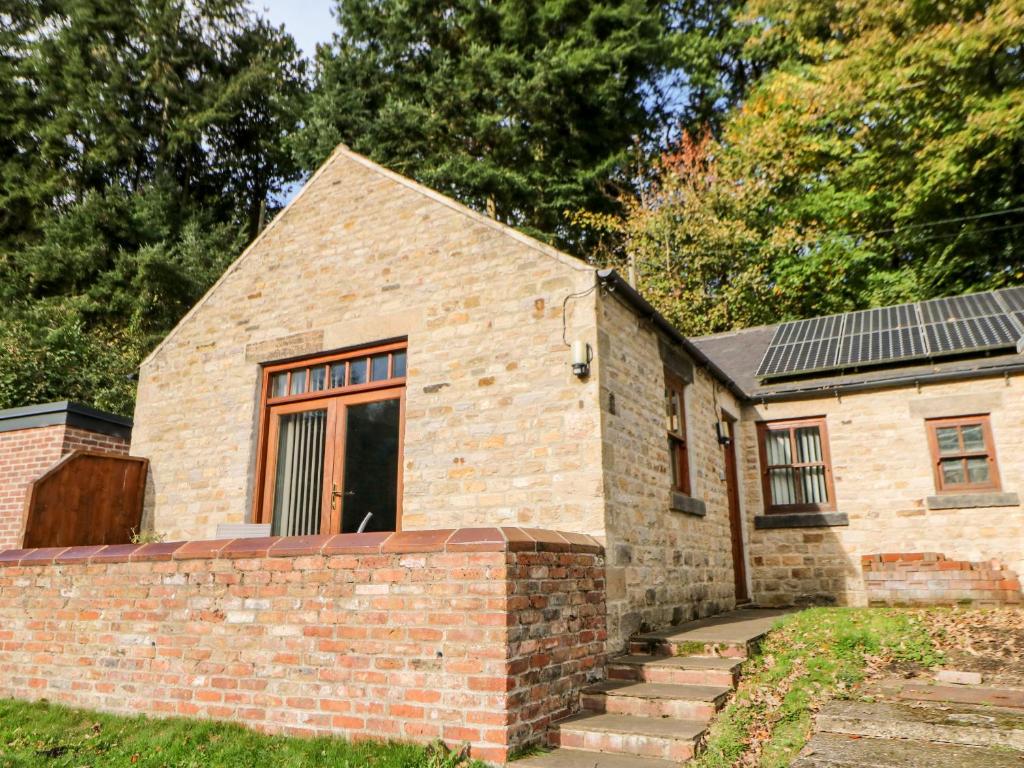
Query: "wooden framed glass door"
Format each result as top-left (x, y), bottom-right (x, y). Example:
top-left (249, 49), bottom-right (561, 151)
top-left (254, 342), bottom-right (407, 536)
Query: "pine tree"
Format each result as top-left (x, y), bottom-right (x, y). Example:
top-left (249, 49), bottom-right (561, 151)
top-left (293, 0), bottom-right (676, 253)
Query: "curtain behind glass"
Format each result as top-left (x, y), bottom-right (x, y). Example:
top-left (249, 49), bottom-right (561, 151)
top-left (271, 409), bottom-right (327, 536)
top-left (766, 430), bottom-right (795, 505)
top-left (796, 426), bottom-right (828, 504)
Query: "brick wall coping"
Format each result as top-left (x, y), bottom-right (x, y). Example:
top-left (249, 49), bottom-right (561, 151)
top-left (0, 526), bottom-right (604, 567)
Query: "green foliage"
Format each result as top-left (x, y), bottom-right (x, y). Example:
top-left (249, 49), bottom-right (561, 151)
top-left (693, 607), bottom-right (942, 768)
top-left (293, 0), bottom-right (678, 253)
top-left (616, 0), bottom-right (1024, 330)
top-left (0, 0), bottom-right (307, 415)
top-left (0, 698), bottom-right (486, 767)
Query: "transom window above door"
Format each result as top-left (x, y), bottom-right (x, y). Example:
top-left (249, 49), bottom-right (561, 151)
top-left (266, 343), bottom-right (407, 403)
top-left (254, 341), bottom-right (406, 538)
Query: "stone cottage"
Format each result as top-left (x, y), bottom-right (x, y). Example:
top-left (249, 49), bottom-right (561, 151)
top-left (1, 143), bottom-right (1022, 762)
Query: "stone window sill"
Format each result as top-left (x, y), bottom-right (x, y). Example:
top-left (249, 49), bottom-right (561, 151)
top-left (669, 491), bottom-right (706, 517)
top-left (754, 512), bottom-right (849, 530)
top-left (926, 491), bottom-right (1020, 510)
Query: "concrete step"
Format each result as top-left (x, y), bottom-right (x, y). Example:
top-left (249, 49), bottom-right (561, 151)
top-left (791, 732), bottom-right (1024, 767)
top-left (886, 680), bottom-right (1024, 710)
top-left (608, 654), bottom-right (741, 687)
top-left (513, 748), bottom-right (681, 768)
top-left (630, 608), bottom-right (790, 659)
top-left (581, 681), bottom-right (731, 721)
top-left (816, 699), bottom-right (1024, 751)
top-left (549, 712), bottom-right (706, 762)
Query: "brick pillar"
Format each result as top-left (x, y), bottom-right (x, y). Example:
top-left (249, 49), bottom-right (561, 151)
top-left (0, 402), bottom-right (131, 549)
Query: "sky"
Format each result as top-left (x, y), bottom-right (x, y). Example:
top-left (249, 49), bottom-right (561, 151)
top-left (249, 0), bottom-right (336, 57)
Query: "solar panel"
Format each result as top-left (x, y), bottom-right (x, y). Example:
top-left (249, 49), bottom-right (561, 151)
top-left (756, 287), bottom-right (1024, 380)
top-left (754, 315), bottom-right (843, 378)
top-left (920, 292), bottom-right (1021, 353)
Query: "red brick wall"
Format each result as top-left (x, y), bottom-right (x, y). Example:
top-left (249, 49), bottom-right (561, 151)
top-left (0, 424), bottom-right (129, 549)
top-left (0, 528), bottom-right (606, 763)
top-left (862, 552), bottom-right (1022, 606)
top-left (0, 426), bottom-right (65, 549)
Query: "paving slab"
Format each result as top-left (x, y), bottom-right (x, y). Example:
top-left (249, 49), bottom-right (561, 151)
top-left (634, 608), bottom-right (791, 646)
top-left (888, 681), bottom-right (1024, 709)
top-left (512, 748), bottom-right (681, 768)
top-left (791, 732), bottom-right (1024, 767)
top-left (817, 699), bottom-right (1024, 750)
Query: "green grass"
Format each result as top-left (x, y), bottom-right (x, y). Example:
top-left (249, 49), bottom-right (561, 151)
top-left (0, 699), bottom-right (487, 768)
top-left (691, 607), bottom-right (943, 768)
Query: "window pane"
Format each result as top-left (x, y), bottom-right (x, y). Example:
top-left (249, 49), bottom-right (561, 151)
top-left (329, 362), bottom-right (346, 388)
top-left (768, 468), bottom-right (797, 506)
top-left (370, 353), bottom-right (389, 381)
top-left (800, 466), bottom-right (828, 504)
top-left (765, 430), bottom-right (792, 465)
top-left (392, 350), bottom-right (407, 378)
top-left (270, 372), bottom-right (288, 398)
top-left (350, 358), bottom-right (368, 385)
top-left (666, 389), bottom-right (682, 434)
top-left (795, 426), bottom-right (822, 463)
top-left (966, 456), bottom-right (989, 484)
top-left (935, 427), bottom-right (960, 455)
top-left (309, 366), bottom-right (326, 392)
top-left (940, 458), bottom-right (965, 485)
top-left (289, 369), bottom-right (306, 395)
top-left (341, 399), bottom-right (400, 534)
top-left (961, 424), bottom-right (985, 452)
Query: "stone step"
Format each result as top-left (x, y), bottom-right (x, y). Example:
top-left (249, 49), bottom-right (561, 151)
top-left (630, 608), bottom-right (790, 659)
top-left (889, 681), bottom-right (1024, 710)
top-left (549, 712), bottom-right (706, 762)
top-left (581, 681), bottom-right (731, 721)
top-left (816, 699), bottom-right (1024, 751)
top-left (608, 654), bottom-right (741, 687)
top-left (513, 748), bottom-right (682, 768)
top-left (791, 732), bottom-right (1024, 767)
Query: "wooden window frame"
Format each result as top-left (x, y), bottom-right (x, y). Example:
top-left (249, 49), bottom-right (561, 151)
top-left (665, 372), bottom-right (691, 496)
top-left (251, 340), bottom-right (407, 529)
top-left (926, 414), bottom-right (1001, 493)
top-left (756, 416), bottom-right (836, 514)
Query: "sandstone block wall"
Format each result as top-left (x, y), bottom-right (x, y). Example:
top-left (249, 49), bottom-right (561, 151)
top-left (132, 147), bottom-right (603, 541)
top-left (597, 293), bottom-right (744, 650)
top-left (0, 419), bottom-right (129, 550)
top-left (0, 527), bottom-right (605, 763)
top-left (742, 375), bottom-right (1024, 606)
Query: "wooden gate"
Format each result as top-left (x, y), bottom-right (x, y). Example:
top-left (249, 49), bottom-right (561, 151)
top-left (21, 451), bottom-right (148, 548)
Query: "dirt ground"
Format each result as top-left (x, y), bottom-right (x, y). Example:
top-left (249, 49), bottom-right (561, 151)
top-left (909, 606), bottom-right (1024, 686)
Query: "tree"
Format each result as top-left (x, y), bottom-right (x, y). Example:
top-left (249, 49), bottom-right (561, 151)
top-left (0, 0), bottom-right (307, 413)
top-left (613, 0), bottom-right (1024, 328)
top-left (293, 0), bottom-right (677, 252)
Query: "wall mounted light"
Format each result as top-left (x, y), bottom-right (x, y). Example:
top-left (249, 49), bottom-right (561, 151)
top-left (716, 420), bottom-right (732, 445)
top-left (571, 340), bottom-right (592, 379)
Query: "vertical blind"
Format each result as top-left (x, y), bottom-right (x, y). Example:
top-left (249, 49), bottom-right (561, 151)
top-left (270, 409), bottom-right (327, 536)
top-left (765, 425), bottom-right (828, 507)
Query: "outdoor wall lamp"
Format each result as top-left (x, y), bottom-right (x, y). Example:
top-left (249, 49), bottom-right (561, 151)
top-left (716, 420), bottom-right (732, 445)
top-left (571, 340), bottom-right (592, 379)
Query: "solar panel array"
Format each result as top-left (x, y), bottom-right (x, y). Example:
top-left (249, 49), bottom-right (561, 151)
top-left (756, 287), bottom-right (1024, 379)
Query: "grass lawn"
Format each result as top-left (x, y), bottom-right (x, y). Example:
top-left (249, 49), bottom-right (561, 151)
top-left (0, 699), bottom-right (487, 768)
top-left (691, 607), bottom-right (944, 768)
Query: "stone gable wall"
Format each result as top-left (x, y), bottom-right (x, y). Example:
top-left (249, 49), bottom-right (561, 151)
top-left (742, 374), bottom-right (1024, 606)
top-left (132, 149), bottom-right (603, 541)
top-left (596, 293), bottom-right (744, 650)
top-left (0, 527), bottom-right (605, 764)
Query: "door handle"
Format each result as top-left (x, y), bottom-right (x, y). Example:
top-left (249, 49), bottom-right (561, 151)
top-left (331, 483), bottom-right (344, 511)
